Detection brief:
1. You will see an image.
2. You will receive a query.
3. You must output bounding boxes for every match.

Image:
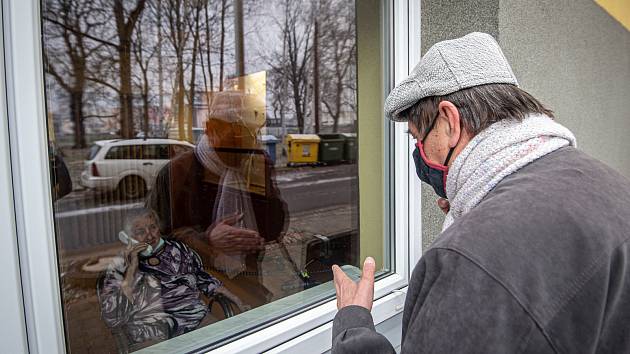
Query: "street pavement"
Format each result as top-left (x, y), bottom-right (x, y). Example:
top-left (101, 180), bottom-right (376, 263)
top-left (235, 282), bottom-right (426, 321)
top-left (54, 163), bottom-right (358, 250)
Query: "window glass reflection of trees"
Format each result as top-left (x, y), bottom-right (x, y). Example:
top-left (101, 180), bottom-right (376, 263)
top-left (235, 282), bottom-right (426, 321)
top-left (43, 0), bottom-right (359, 352)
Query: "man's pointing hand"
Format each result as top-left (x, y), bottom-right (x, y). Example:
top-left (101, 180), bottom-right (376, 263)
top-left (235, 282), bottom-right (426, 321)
top-left (332, 257), bottom-right (376, 311)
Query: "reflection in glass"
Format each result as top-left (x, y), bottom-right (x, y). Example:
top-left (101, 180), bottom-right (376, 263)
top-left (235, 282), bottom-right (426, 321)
top-left (42, 0), bottom-right (367, 352)
top-left (97, 208), bottom-right (246, 352)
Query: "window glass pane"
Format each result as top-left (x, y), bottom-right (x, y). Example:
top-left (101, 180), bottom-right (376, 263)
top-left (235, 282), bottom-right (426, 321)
top-left (41, 0), bottom-right (389, 352)
top-left (87, 144), bottom-right (101, 160)
top-left (156, 145), bottom-right (170, 159)
top-left (141, 145), bottom-right (155, 159)
top-left (104, 146), bottom-right (122, 160)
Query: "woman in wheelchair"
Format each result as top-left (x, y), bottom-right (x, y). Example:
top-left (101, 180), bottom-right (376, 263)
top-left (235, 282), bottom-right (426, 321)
top-left (97, 208), bottom-right (248, 347)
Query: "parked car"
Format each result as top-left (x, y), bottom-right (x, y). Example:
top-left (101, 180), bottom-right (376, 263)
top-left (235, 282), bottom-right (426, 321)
top-left (80, 139), bottom-right (194, 199)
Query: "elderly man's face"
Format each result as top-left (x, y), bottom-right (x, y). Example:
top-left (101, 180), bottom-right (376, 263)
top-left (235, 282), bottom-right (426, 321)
top-left (206, 119), bottom-right (257, 149)
top-left (130, 215), bottom-right (161, 247)
top-left (408, 115), bottom-right (453, 167)
top-left (205, 118), bottom-right (258, 168)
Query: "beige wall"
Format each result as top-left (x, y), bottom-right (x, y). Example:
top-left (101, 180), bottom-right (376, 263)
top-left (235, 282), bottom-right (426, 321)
top-left (357, 0), bottom-right (385, 269)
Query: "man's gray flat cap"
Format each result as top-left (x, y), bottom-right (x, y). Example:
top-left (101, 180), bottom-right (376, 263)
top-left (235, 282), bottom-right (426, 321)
top-left (384, 32), bottom-right (518, 121)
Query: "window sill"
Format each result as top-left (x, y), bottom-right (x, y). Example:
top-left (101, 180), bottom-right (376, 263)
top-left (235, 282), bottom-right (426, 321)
top-left (267, 286), bottom-right (408, 354)
top-left (135, 268), bottom-right (406, 354)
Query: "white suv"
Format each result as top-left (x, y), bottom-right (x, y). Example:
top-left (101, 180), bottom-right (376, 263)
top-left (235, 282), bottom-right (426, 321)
top-left (81, 139), bottom-right (194, 199)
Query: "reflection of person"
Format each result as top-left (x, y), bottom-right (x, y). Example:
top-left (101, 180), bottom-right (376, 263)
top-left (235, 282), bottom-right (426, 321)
top-left (49, 144), bottom-right (72, 201)
top-left (97, 208), bottom-right (247, 346)
top-left (147, 94), bottom-right (288, 304)
top-left (332, 32), bottom-right (630, 353)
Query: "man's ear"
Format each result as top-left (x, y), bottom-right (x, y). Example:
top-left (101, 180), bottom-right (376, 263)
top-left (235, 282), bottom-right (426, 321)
top-left (437, 101), bottom-right (461, 148)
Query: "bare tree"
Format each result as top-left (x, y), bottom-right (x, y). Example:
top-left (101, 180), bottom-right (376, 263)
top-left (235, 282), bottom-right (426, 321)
top-left (186, 0), bottom-right (204, 142)
top-left (155, 0), bottom-right (165, 134)
top-left (132, 10), bottom-right (158, 138)
top-left (319, 0), bottom-right (356, 132)
top-left (113, 0), bottom-right (147, 138)
top-left (218, 0), bottom-right (229, 91)
top-left (311, 0), bottom-right (321, 134)
top-left (270, 0), bottom-right (313, 133)
top-left (43, 0), bottom-right (104, 148)
top-left (268, 66), bottom-right (289, 132)
top-left (201, 0), bottom-right (216, 94)
top-left (234, 0), bottom-right (245, 80)
top-left (164, 0), bottom-right (193, 141)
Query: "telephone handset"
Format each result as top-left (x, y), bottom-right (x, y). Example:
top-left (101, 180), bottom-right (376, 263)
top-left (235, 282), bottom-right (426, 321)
top-left (118, 231), bottom-right (153, 255)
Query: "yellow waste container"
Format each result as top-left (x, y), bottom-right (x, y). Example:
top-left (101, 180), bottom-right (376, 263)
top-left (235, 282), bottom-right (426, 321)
top-left (285, 134), bottom-right (321, 165)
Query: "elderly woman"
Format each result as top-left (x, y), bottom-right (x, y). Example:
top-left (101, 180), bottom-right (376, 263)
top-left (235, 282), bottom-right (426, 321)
top-left (97, 208), bottom-right (246, 347)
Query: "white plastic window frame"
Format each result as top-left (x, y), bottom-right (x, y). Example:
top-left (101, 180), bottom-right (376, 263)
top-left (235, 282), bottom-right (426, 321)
top-left (265, 0), bottom-right (423, 352)
top-left (0, 2), bottom-right (30, 352)
top-left (3, 0), bottom-right (422, 353)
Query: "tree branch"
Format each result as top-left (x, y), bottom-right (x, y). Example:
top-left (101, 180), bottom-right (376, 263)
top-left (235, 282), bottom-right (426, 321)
top-left (87, 76), bottom-right (120, 92)
top-left (43, 15), bottom-right (118, 48)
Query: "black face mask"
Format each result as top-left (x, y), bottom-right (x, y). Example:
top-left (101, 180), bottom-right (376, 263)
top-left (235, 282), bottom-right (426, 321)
top-left (412, 113), bottom-right (456, 198)
top-left (413, 141), bottom-right (454, 198)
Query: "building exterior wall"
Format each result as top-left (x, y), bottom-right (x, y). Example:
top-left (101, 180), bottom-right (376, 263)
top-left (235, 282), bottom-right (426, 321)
top-left (420, 0), bottom-right (500, 249)
top-left (420, 0), bottom-right (630, 249)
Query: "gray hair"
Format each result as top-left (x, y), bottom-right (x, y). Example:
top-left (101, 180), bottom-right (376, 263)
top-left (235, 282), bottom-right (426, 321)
top-left (122, 208), bottom-right (159, 236)
top-left (402, 83), bottom-right (555, 136)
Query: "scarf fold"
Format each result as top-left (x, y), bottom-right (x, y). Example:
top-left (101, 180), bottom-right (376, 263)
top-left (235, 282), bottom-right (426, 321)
top-left (195, 135), bottom-right (259, 278)
top-left (442, 114), bottom-right (577, 230)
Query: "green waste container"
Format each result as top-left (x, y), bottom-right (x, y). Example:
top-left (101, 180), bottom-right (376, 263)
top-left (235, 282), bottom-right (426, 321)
top-left (317, 134), bottom-right (345, 164)
top-left (341, 133), bottom-right (357, 162)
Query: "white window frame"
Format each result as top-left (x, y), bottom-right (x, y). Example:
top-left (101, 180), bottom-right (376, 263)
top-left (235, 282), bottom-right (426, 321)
top-left (0, 2), bottom-right (29, 352)
top-left (3, 0), bottom-right (422, 352)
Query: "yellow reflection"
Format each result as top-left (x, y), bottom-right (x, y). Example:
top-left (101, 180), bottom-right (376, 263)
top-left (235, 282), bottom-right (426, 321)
top-left (594, 0), bottom-right (630, 31)
top-left (202, 71), bottom-right (268, 196)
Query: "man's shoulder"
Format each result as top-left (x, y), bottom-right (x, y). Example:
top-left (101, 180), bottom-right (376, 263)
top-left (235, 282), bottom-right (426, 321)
top-left (497, 146), bottom-right (630, 202)
top-left (162, 150), bottom-right (198, 173)
top-left (153, 151), bottom-right (204, 190)
top-left (435, 146), bottom-right (630, 262)
top-left (430, 146), bottom-right (630, 323)
top-left (439, 147), bottom-right (630, 248)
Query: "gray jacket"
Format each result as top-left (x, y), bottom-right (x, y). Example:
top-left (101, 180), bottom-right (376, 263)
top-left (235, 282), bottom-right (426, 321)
top-left (332, 147), bottom-right (630, 353)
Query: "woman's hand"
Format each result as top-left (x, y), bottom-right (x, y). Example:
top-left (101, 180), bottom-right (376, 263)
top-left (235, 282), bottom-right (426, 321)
top-left (121, 243), bottom-right (148, 300)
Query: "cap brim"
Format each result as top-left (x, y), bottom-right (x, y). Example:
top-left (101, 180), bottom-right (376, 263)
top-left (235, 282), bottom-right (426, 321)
top-left (384, 80), bottom-right (423, 122)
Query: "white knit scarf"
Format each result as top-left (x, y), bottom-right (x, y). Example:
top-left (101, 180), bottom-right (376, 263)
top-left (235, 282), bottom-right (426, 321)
top-left (195, 135), bottom-right (259, 277)
top-left (442, 114), bottom-right (577, 230)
